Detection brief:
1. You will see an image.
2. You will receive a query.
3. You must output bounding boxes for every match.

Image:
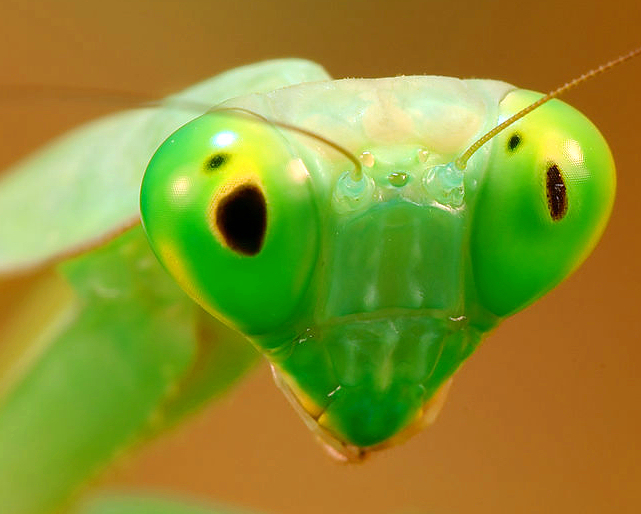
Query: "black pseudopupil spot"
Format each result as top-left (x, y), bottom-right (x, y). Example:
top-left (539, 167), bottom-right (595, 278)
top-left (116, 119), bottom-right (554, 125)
top-left (508, 134), bottom-right (521, 151)
top-left (216, 185), bottom-right (267, 255)
top-left (546, 164), bottom-right (568, 221)
top-left (205, 153), bottom-right (229, 171)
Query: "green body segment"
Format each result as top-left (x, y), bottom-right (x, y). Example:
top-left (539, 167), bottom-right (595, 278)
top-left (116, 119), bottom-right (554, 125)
top-left (0, 227), bottom-right (258, 514)
top-left (141, 71), bottom-right (615, 450)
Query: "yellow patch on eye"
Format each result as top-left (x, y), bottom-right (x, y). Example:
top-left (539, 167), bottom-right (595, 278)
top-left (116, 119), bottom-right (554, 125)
top-left (158, 240), bottom-right (202, 304)
top-left (206, 173), bottom-right (266, 250)
top-left (157, 240), bottom-right (237, 328)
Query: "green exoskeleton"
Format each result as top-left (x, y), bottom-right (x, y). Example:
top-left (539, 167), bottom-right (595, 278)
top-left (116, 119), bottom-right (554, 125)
top-left (0, 50), bottom-right (635, 514)
top-left (140, 60), bottom-right (618, 460)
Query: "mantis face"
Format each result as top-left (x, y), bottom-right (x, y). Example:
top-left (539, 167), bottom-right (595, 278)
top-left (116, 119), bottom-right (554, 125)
top-left (140, 79), bottom-right (615, 460)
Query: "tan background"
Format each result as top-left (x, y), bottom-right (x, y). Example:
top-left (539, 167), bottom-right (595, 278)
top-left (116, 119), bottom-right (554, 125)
top-left (1, 1), bottom-right (640, 513)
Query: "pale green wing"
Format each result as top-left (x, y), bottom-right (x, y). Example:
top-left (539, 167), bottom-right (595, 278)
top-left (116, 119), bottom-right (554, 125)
top-left (0, 227), bottom-right (259, 514)
top-left (0, 59), bottom-right (330, 274)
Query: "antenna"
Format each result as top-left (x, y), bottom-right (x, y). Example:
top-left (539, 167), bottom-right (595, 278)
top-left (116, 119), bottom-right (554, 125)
top-left (454, 45), bottom-right (641, 170)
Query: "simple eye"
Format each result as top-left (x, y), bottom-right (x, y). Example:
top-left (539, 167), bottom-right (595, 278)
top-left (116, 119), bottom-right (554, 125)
top-left (546, 164), bottom-right (568, 221)
top-left (507, 133), bottom-right (521, 152)
top-left (204, 152), bottom-right (230, 172)
top-left (215, 184), bottom-right (267, 255)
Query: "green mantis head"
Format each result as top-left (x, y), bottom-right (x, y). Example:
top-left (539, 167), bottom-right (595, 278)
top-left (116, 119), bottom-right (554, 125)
top-left (140, 80), bottom-right (616, 458)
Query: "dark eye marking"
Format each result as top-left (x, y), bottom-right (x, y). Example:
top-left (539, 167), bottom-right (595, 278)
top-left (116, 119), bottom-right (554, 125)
top-left (215, 184), bottom-right (267, 256)
top-left (507, 133), bottom-right (521, 152)
top-left (546, 164), bottom-right (568, 221)
top-left (204, 152), bottom-right (230, 172)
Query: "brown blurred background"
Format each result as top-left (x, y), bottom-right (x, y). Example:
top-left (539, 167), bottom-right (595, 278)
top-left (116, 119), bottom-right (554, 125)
top-left (1, 1), bottom-right (640, 513)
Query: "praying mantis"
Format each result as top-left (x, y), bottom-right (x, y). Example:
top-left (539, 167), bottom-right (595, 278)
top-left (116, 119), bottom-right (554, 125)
top-left (0, 49), bottom-right (638, 514)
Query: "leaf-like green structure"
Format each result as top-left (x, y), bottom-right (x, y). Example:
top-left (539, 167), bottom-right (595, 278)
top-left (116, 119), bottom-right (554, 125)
top-left (0, 59), bottom-right (330, 274)
top-left (0, 226), bottom-right (258, 514)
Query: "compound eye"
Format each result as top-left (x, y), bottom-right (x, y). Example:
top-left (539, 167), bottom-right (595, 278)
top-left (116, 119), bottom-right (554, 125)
top-left (214, 184), bottom-right (267, 256)
top-left (141, 111), bottom-right (322, 334)
top-left (546, 163), bottom-right (568, 221)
